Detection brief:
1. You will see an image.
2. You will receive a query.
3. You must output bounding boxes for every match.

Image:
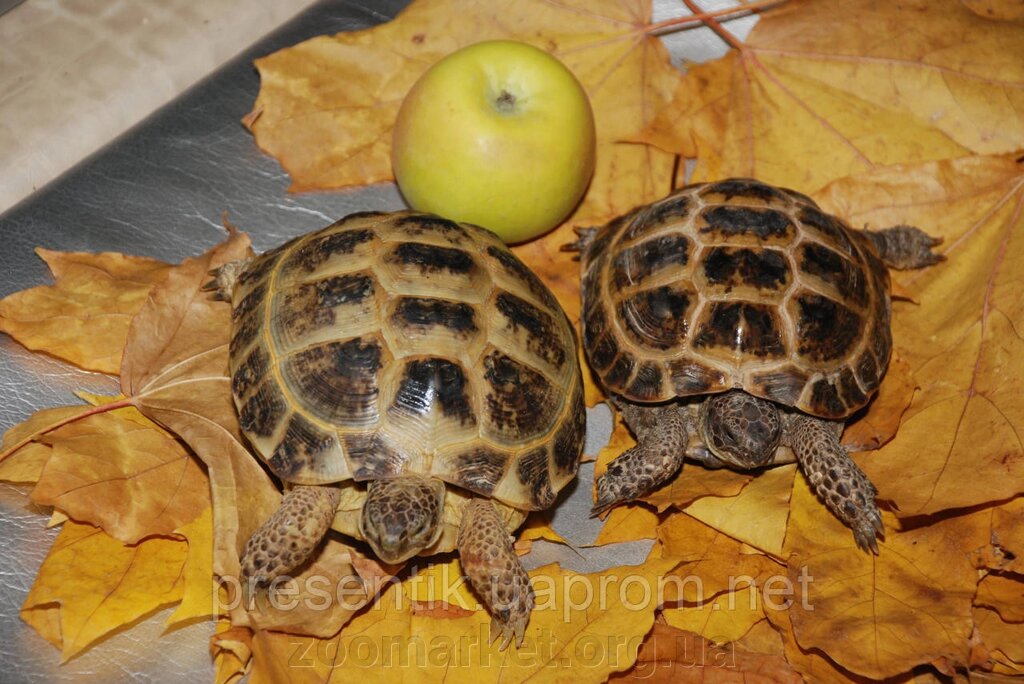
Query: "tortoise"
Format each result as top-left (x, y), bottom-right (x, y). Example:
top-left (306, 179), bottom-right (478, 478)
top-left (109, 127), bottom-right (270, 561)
top-left (208, 210), bottom-right (585, 648)
top-left (572, 178), bottom-right (943, 552)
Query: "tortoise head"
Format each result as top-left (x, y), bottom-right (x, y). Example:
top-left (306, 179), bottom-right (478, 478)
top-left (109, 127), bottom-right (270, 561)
top-left (699, 390), bottom-right (782, 469)
top-left (360, 475), bottom-right (446, 564)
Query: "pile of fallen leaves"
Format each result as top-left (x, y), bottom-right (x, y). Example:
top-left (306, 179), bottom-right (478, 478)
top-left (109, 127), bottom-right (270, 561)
top-left (2, 0), bottom-right (1024, 681)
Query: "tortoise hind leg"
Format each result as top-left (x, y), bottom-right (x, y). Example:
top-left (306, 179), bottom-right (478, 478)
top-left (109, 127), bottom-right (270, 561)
top-left (240, 485), bottom-right (341, 595)
top-left (458, 499), bottom-right (534, 650)
top-left (863, 226), bottom-right (944, 270)
top-left (591, 401), bottom-right (689, 516)
top-left (785, 414), bottom-right (883, 553)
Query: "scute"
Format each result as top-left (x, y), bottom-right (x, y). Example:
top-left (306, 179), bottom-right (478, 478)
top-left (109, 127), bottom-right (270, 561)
top-left (281, 337), bottom-right (383, 426)
top-left (581, 178), bottom-right (892, 418)
top-left (227, 210), bottom-right (584, 513)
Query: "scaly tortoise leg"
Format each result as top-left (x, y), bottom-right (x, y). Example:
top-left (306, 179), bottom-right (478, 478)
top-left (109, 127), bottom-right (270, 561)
top-left (863, 226), bottom-right (944, 270)
top-left (240, 485), bottom-right (341, 604)
top-left (591, 401), bottom-right (689, 516)
top-left (202, 258), bottom-right (253, 301)
top-left (458, 499), bottom-right (534, 650)
top-left (785, 414), bottom-right (883, 553)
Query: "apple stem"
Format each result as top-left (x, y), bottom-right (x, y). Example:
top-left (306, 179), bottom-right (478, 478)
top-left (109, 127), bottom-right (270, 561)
top-left (495, 90), bottom-right (517, 113)
top-left (646, 0), bottom-right (784, 38)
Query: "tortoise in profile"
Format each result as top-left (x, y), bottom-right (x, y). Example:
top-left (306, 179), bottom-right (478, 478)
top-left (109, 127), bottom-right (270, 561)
top-left (209, 210), bottom-right (585, 647)
top-left (572, 178), bottom-right (942, 551)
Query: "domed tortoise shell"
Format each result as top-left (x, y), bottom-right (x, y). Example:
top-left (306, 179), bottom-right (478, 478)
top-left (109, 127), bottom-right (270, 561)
top-left (228, 211), bottom-right (584, 511)
top-left (580, 178), bottom-right (892, 420)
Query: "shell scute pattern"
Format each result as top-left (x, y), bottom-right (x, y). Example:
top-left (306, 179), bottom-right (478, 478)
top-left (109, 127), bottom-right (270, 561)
top-left (581, 178), bottom-right (892, 419)
top-left (228, 211), bottom-right (583, 509)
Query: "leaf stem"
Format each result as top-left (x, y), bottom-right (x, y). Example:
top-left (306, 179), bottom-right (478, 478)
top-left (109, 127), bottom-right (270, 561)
top-left (674, 0), bottom-right (749, 50)
top-left (0, 396), bottom-right (136, 463)
top-left (646, 0), bottom-right (785, 37)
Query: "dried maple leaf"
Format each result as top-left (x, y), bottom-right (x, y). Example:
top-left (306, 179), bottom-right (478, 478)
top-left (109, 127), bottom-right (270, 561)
top-left (961, 0), bottom-right (1024, 20)
top-left (662, 585), bottom-right (766, 645)
top-left (0, 248), bottom-right (171, 373)
top-left (840, 353), bottom-right (917, 451)
top-left (982, 498), bottom-right (1024, 575)
top-left (0, 405), bottom-right (92, 483)
top-left (117, 228), bottom-right (370, 635)
top-left (518, 511), bottom-right (569, 546)
top-left (246, 0), bottom-right (681, 225)
top-left (975, 574), bottom-right (1024, 623)
top-left (783, 475), bottom-right (989, 679)
top-left (167, 506), bottom-right (219, 628)
top-left (682, 464), bottom-right (794, 558)
top-left (641, 0), bottom-right (1023, 193)
top-left (975, 606), bottom-right (1024, 670)
top-left (764, 605), bottom-right (874, 683)
top-left (211, 621), bottom-right (254, 684)
top-left (813, 154), bottom-right (1024, 517)
top-left (654, 512), bottom-right (785, 604)
top-left (116, 229), bottom-right (273, 586)
top-left (20, 520), bottom-right (187, 662)
top-left (610, 621), bottom-right (802, 683)
top-left (248, 559), bottom-right (677, 683)
top-left (29, 403), bottom-right (208, 545)
top-left (593, 503), bottom-right (661, 546)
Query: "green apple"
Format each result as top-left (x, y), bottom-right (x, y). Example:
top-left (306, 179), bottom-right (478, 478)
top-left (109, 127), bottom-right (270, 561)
top-left (392, 40), bottom-right (596, 244)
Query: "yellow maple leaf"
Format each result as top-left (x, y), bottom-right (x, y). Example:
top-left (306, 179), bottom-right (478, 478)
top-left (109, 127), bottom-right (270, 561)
top-left (20, 520), bottom-right (187, 662)
top-left (783, 474), bottom-right (988, 679)
top-left (0, 405), bottom-right (88, 483)
top-left (662, 585), bottom-right (766, 646)
top-left (975, 574), bottom-right (1024, 624)
top-left (682, 464), bottom-right (795, 558)
top-left (167, 506), bottom-right (219, 628)
top-left (593, 504), bottom-right (660, 546)
top-left (961, 0), bottom-right (1024, 20)
top-left (246, 0), bottom-right (682, 226)
top-left (210, 620), bottom-right (254, 684)
top-left (609, 621), bottom-right (802, 683)
top-left (641, 0), bottom-right (1023, 193)
top-left (0, 248), bottom-right (171, 373)
top-left (654, 512), bottom-right (785, 604)
top-left (814, 154), bottom-right (1024, 517)
top-left (975, 606), bottom-right (1024, 671)
top-left (839, 353), bottom-right (917, 451)
top-left (29, 406), bottom-right (208, 544)
top-left (248, 559), bottom-right (677, 683)
top-left (764, 606), bottom-right (867, 683)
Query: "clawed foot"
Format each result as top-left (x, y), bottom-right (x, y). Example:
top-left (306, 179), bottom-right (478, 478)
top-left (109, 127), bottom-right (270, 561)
top-left (201, 258), bottom-right (252, 301)
top-left (849, 503), bottom-right (885, 555)
top-left (590, 468), bottom-right (628, 517)
top-left (589, 438), bottom-right (686, 518)
top-left (487, 583), bottom-right (535, 650)
top-left (868, 225), bottom-right (945, 270)
top-left (458, 499), bottom-right (535, 650)
top-left (240, 578), bottom-right (274, 614)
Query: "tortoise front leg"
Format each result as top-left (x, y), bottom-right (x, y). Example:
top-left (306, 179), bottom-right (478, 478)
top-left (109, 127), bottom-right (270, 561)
top-left (785, 414), bottom-right (883, 553)
top-left (458, 499), bottom-right (534, 650)
top-left (202, 258), bottom-right (253, 301)
top-left (240, 485), bottom-right (341, 593)
top-left (591, 401), bottom-right (689, 516)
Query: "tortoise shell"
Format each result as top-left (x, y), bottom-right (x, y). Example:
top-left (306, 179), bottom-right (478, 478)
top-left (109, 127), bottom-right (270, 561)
top-left (228, 211), bottom-right (584, 511)
top-left (580, 178), bottom-right (892, 420)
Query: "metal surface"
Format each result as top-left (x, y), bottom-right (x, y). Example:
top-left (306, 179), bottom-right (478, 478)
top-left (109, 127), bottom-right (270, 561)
top-left (0, 0), bottom-right (754, 680)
